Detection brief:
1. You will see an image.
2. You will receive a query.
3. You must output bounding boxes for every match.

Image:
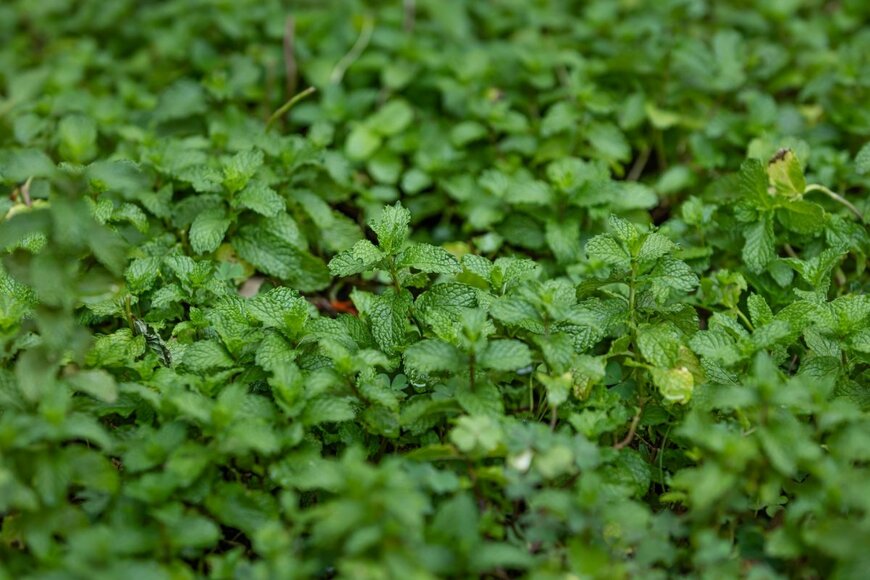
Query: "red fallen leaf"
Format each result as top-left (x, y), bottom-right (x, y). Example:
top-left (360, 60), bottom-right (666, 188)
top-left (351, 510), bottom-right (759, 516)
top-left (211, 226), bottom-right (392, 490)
top-left (310, 297), bottom-right (358, 316)
top-left (329, 299), bottom-right (357, 315)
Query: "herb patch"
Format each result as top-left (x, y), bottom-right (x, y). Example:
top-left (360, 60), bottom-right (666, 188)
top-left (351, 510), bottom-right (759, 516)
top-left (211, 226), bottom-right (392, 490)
top-left (1, 1), bottom-right (869, 578)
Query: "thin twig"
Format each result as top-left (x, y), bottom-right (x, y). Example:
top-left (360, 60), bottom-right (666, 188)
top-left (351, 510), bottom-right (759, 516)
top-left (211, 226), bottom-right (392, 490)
top-left (265, 86), bottom-right (316, 131)
top-left (263, 59), bottom-right (276, 123)
top-left (549, 406), bottom-right (558, 431)
top-left (403, 0), bottom-right (415, 33)
top-left (658, 425), bottom-right (671, 487)
top-left (21, 177), bottom-right (32, 207)
top-left (330, 16), bottom-right (374, 85)
top-left (613, 407), bottom-right (643, 450)
top-left (804, 184), bottom-right (865, 223)
top-left (283, 16), bottom-right (298, 99)
top-left (627, 147), bottom-right (651, 181)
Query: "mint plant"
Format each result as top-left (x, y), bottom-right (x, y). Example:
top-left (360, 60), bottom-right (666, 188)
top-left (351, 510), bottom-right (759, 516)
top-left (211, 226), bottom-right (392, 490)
top-left (2, 1), bottom-right (870, 578)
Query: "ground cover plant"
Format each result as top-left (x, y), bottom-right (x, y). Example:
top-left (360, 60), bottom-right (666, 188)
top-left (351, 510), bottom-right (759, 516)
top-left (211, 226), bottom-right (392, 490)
top-left (1, 0), bottom-right (869, 578)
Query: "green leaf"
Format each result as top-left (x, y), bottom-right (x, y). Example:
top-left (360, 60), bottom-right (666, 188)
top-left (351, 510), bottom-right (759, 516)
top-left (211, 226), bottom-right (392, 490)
top-left (479, 340), bottom-right (532, 371)
top-left (183, 340), bottom-right (236, 371)
top-left (638, 232), bottom-right (676, 264)
top-left (234, 224), bottom-right (330, 292)
top-left (370, 202), bottom-right (411, 255)
top-left (450, 415), bottom-right (503, 456)
top-left (649, 258), bottom-right (699, 303)
top-left (742, 216), bottom-right (775, 273)
top-left (58, 115), bottom-right (97, 163)
top-left (856, 142), bottom-right (870, 174)
top-left (545, 219), bottom-right (581, 264)
top-left (189, 207), bottom-right (231, 254)
top-left (637, 324), bottom-right (681, 368)
top-left (248, 287), bottom-right (310, 337)
top-left (67, 369), bottom-right (118, 403)
top-left (739, 158), bottom-right (773, 208)
top-left (396, 243), bottom-right (461, 274)
top-left (608, 215), bottom-right (640, 245)
top-left (650, 367), bottom-right (694, 404)
top-left (403, 339), bottom-right (462, 374)
top-left (328, 239), bottom-right (386, 277)
top-left (778, 200), bottom-right (825, 234)
top-left (346, 125), bottom-right (382, 160)
top-left (0, 148), bottom-right (56, 182)
top-left (766, 149), bottom-right (805, 198)
top-left (369, 100), bottom-right (414, 136)
top-left (86, 159), bottom-right (148, 197)
top-left (154, 78), bottom-right (207, 122)
top-left (368, 289), bottom-right (412, 355)
top-left (303, 396), bottom-right (356, 425)
top-left (747, 293), bottom-right (773, 327)
top-left (586, 234), bottom-right (630, 271)
top-left (587, 122), bottom-right (631, 162)
top-left (235, 181), bottom-right (285, 216)
top-left (223, 149), bottom-right (264, 193)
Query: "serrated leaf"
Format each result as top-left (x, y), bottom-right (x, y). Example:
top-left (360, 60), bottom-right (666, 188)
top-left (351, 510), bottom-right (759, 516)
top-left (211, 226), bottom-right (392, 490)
top-left (234, 225), bottom-right (330, 292)
top-left (189, 207), bottom-right (231, 254)
top-left (154, 79), bottom-right (207, 123)
top-left (479, 340), bottom-right (532, 371)
top-left (637, 324), bottom-right (682, 368)
top-left (856, 142), bottom-right (870, 174)
top-left (586, 234), bottom-right (630, 271)
top-left (58, 115), bottom-right (97, 163)
top-left (223, 149), bottom-right (264, 193)
top-left (404, 339), bottom-right (462, 374)
top-left (0, 148), bottom-right (56, 182)
top-left (368, 289), bottom-right (412, 355)
top-left (248, 287), bottom-right (309, 337)
top-left (742, 216), bottom-right (775, 273)
top-left (650, 367), bottom-right (694, 404)
top-left (545, 219), bottom-right (581, 264)
top-left (86, 159), bottom-right (147, 197)
top-left (370, 202), bottom-right (410, 255)
top-left (767, 149), bottom-right (805, 198)
top-left (303, 397), bottom-right (356, 425)
top-left (739, 158), bottom-right (773, 208)
top-left (67, 369), bottom-right (118, 403)
top-left (638, 232), bottom-right (676, 264)
top-left (396, 243), bottom-right (461, 274)
top-left (235, 181), bottom-right (285, 217)
top-left (328, 239), bottom-right (386, 277)
top-left (747, 294), bottom-right (773, 327)
top-left (183, 340), bottom-right (235, 371)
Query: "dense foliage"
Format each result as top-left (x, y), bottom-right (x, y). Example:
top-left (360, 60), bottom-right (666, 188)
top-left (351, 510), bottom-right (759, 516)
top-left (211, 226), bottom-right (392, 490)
top-left (1, 0), bottom-right (869, 578)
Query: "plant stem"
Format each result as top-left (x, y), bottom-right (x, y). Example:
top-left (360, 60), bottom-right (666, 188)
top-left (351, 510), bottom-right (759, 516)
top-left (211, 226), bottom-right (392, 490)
top-left (628, 259), bottom-right (638, 334)
top-left (21, 177), bottom-right (33, 207)
top-left (124, 295), bottom-right (135, 331)
top-left (529, 376), bottom-right (534, 415)
top-left (330, 16), bottom-right (374, 85)
top-left (627, 147), bottom-right (651, 181)
top-left (614, 405), bottom-right (643, 449)
top-left (265, 86), bottom-right (316, 131)
top-left (735, 308), bottom-right (754, 332)
top-left (387, 256), bottom-right (402, 293)
top-left (804, 184), bottom-right (865, 222)
top-left (283, 16), bottom-right (297, 98)
top-left (403, 0), bottom-right (415, 32)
